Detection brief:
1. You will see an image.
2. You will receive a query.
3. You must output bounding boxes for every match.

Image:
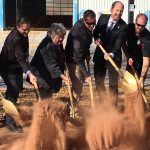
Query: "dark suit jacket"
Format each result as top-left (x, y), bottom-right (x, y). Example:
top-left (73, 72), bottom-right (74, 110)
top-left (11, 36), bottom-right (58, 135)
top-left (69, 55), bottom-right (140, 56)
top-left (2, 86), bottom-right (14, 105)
top-left (30, 36), bottom-right (65, 92)
top-left (93, 14), bottom-right (127, 66)
top-left (65, 19), bottom-right (92, 77)
top-left (0, 28), bottom-right (30, 74)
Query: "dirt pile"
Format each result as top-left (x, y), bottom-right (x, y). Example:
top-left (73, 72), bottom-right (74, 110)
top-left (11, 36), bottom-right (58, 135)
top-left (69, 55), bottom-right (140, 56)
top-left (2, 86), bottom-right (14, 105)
top-left (24, 99), bottom-right (67, 150)
top-left (0, 88), bottom-right (149, 150)
top-left (85, 105), bottom-right (125, 149)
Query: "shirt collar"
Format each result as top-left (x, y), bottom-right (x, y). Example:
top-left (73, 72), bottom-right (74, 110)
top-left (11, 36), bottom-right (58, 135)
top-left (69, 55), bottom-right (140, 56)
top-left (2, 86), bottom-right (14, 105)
top-left (108, 16), bottom-right (118, 24)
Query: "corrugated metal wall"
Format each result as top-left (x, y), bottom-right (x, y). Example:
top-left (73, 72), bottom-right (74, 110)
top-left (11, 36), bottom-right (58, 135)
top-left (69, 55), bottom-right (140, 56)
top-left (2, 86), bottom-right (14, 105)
top-left (77, 0), bottom-right (129, 23)
top-left (134, 0), bottom-right (150, 29)
top-left (74, 0), bottom-right (150, 29)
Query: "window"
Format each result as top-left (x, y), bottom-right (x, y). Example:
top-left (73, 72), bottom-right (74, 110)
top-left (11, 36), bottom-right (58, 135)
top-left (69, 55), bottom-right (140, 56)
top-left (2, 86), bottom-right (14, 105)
top-left (46, 0), bottom-right (73, 15)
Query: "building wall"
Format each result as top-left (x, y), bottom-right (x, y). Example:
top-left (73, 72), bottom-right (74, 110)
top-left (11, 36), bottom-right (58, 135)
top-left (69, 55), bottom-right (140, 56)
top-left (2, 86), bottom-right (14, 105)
top-left (46, 0), bottom-right (73, 15)
top-left (1, 0), bottom-right (73, 29)
top-left (73, 0), bottom-right (150, 29)
top-left (77, 0), bottom-right (129, 23)
top-left (134, 0), bottom-right (150, 29)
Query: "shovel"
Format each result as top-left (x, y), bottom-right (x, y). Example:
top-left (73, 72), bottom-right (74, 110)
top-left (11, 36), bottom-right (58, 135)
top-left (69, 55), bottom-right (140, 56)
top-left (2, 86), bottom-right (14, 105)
top-left (98, 44), bottom-right (138, 94)
top-left (65, 65), bottom-right (75, 118)
top-left (0, 90), bottom-right (23, 126)
top-left (87, 61), bottom-right (95, 107)
top-left (27, 59), bottom-right (41, 102)
top-left (129, 62), bottom-right (150, 110)
top-left (32, 80), bottom-right (41, 102)
top-left (0, 91), bottom-right (20, 116)
top-left (65, 64), bottom-right (84, 127)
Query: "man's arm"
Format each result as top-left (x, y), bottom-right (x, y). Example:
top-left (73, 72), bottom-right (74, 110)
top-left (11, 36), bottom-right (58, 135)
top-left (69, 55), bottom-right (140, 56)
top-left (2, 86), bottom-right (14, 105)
top-left (13, 37), bottom-right (30, 73)
top-left (140, 57), bottom-right (150, 88)
top-left (14, 37), bottom-right (37, 84)
top-left (72, 27), bottom-right (90, 78)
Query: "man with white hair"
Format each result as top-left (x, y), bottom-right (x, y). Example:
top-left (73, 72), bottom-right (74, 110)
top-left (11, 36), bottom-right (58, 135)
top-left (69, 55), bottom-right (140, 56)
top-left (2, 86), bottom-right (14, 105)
top-left (30, 23), bottom-right (69, 97)
top-left (93, 1), bottom-right (127, 106)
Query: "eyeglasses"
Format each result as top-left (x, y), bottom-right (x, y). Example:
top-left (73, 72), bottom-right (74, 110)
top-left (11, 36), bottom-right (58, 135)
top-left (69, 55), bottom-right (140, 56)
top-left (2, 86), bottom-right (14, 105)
top-left (85, 21), bottom-right (96, 26)
top-left (136, 23), bottom-right (146, 28)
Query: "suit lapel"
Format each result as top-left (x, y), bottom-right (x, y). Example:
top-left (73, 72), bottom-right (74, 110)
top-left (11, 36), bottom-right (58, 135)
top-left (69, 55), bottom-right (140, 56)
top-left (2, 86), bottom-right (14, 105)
top-left (104, 15), bottom-right (111, 32)
top-left (112, 19), bottom-right (121, 31)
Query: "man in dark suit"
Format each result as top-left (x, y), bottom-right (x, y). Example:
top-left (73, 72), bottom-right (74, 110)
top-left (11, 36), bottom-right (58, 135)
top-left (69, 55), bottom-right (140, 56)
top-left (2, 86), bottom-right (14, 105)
top-left (0, 18), bottom-right (36, 132)
top-left (93, 1), bottom-right (127, 106)
top-left (65, 10), bottom-right (96, 103)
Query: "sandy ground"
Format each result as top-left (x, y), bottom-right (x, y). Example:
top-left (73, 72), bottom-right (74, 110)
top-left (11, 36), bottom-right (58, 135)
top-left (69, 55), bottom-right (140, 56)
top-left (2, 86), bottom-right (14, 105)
top-left (0, 85), bottom-right (150, 150)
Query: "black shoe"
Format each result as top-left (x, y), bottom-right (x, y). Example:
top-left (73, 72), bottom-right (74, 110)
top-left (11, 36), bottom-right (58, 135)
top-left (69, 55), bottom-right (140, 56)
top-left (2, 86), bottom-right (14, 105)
top-left (6, 124), bottom-right (23, 133)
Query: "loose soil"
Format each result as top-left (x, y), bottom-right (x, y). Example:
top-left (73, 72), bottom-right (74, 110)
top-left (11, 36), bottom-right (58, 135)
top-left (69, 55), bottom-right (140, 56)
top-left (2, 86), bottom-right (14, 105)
top-left (0, 86), bottom-right (150, 150)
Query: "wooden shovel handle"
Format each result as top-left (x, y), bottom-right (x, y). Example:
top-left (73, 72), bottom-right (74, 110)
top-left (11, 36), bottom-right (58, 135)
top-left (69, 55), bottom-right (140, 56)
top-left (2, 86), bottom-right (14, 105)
top-left (33, 80), bottom-right (41, 102)
top-left (89, 80), bottom-right (94, 107)
top-left (98, 44), bottom-right (120, 72)
top-left (130, 64), bottom-right (150, 110)
top-left (27, 59), bottom-right (41, 102)
top-left (65, 65), bottom-right (75, 118)
top-left (87, 61), bottom-right (94, 107)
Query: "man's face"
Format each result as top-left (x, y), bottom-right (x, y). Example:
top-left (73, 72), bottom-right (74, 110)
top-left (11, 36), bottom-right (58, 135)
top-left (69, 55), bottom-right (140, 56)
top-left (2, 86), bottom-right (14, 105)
top-left (17, 23), bottom-right (30, 37)
top-left (135, 16), bottom-right (147, 35)
top-left (84, 17), bottom-right (96, 31)
top-left (111, 3), bottom-right (124, 21)
top-left (52, 34), bottom-right (65, 45)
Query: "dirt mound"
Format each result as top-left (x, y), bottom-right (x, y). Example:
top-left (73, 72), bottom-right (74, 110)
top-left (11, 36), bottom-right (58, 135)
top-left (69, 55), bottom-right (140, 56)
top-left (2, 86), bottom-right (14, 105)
top-left (0, 88), bottom-right (150, 150)
top-left (24, 99), bottom-right (67, 150)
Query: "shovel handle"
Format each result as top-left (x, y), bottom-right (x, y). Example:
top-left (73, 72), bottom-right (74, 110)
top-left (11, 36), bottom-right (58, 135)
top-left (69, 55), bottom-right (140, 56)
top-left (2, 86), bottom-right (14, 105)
top-left (98, 44), bottom-right (120, 72)
top-left (87, 61), bottom-right (95, 107)
top-left (65, 65), bottom-right (75, 118)
top-left (33, 80), bottom-right (41, 102)
top-left (27, 59), bottom-right (42, 102)
top-left (0, 91), bottom-right (4, 100)
top-left (98, 44), bottom-right (130, 85)
top-left (89, 80), bottom-right (94, 107)
top-left (130, 64), bottom-right (150, 110)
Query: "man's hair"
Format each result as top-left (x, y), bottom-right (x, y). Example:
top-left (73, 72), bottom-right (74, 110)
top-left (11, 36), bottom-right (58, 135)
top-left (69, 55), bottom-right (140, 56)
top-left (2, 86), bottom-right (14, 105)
top-left (111, 1), bottom-right (124, 10)
top-left (83, 10), bottom-right (96, 20)
top-left (136, 13), bottom-right (148, 22)
top-left (16, 18), bottom-right (30, 26)
top-left (47, 23), bottom-right (66, 38)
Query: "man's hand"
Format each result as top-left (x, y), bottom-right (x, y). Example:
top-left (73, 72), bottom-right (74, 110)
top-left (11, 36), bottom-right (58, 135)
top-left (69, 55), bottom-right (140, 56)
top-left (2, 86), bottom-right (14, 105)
top-left (128, 58), bottom-right (133, 66)
top-left (27, 72), bottom-right (37, 85)
top-left (85, 76), bottom-right (92, 83)
top-left (104, 53), bottom-right (114, 60)
top-left (61, 74), bottom-right (70, 85)
top-left (94, 38), bottom-right (102, 45)
top-left (139, 76), bottom-right (144, 89)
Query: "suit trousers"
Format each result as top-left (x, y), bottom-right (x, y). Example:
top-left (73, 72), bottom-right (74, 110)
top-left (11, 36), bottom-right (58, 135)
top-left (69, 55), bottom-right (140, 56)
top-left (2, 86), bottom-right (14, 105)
top-left (1, 72), bottom-right (23, 125)
top-left (94, 61), bottom-right (119, 106)
top-left (67, 63), bottom-right (85, 102)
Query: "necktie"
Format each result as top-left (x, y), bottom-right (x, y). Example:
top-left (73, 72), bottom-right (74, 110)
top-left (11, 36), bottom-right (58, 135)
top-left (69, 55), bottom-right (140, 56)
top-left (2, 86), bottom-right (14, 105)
top-left (107, 21), bottom-right (114, 33)
top-left (106, 21), bottom-right (114, 37)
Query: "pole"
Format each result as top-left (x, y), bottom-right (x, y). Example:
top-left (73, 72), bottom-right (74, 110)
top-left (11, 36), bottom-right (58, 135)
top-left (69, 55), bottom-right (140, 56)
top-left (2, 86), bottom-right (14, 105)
top-left (16, 0), bottom-right (23, 24)
top-left (0, 0), bottom-right (5, 30)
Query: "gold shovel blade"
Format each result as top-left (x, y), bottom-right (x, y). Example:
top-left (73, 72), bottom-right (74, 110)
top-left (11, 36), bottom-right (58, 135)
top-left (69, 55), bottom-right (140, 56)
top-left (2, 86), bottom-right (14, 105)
top-left (119, 71), bottom-right (138, 94)
top-left (1, 98), bottom-right (19, 116)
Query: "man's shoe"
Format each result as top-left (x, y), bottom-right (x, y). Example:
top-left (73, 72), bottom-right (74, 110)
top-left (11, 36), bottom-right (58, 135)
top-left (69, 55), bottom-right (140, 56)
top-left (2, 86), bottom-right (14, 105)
top-left (6, 124), bottom-right (23, 133)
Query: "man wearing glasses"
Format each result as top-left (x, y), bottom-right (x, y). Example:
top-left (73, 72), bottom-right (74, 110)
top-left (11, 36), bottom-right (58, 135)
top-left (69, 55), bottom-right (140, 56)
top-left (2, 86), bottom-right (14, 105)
top-left (93, 1), bottom-right (127, 106)
top-left (123, 13), bottom-right (150, 89)
top-left (65, 10), bottom-right (96, 112)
